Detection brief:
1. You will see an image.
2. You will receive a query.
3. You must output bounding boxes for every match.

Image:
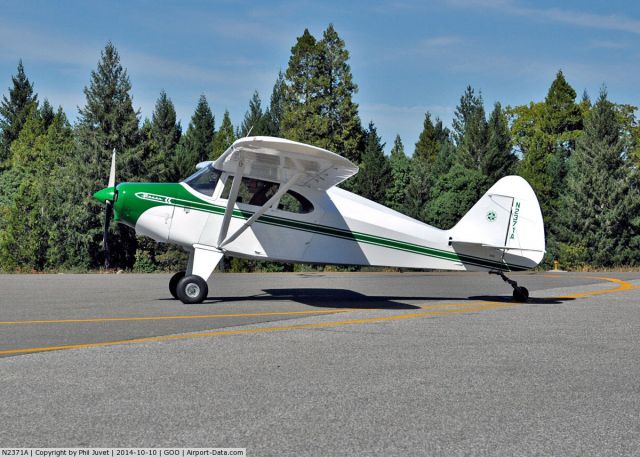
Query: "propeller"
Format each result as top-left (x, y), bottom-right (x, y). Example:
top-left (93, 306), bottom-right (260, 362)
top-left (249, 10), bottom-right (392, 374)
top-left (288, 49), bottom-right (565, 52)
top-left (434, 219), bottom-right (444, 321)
top-left (94, 149), bottom-right (117, 269)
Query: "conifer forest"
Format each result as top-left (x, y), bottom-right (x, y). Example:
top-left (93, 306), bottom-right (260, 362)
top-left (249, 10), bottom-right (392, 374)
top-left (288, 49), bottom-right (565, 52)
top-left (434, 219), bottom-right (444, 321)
top-left (1, 25), bottom-right (639, 272)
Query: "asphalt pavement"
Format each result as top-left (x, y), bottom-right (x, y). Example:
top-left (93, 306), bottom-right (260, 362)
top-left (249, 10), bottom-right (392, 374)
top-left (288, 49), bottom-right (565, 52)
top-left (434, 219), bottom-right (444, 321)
top-left (1, 271), bottom-right (639, 456)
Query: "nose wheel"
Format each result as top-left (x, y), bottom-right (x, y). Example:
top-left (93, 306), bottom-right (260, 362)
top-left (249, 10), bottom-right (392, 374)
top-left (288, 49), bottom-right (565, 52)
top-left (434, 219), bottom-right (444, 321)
top-left (490, 271), bottom-right (529, 302)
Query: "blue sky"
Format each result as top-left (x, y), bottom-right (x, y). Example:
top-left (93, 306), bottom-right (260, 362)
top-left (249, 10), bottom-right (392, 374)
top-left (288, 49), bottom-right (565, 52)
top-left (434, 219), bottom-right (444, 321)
top-left (1, 0), bottom-right (639, 154)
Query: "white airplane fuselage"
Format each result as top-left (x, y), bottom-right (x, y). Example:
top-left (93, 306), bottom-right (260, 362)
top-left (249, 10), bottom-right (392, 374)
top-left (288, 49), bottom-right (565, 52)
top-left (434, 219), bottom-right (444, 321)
top-left (122, 175), bottom-right (535, 273)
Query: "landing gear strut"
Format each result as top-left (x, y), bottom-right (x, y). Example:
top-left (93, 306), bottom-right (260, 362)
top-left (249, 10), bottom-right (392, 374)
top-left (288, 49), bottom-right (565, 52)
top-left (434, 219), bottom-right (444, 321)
top-left (490, 271), bottom-right (529, 302)
top-left (169, 246), bottom-right (224, 304)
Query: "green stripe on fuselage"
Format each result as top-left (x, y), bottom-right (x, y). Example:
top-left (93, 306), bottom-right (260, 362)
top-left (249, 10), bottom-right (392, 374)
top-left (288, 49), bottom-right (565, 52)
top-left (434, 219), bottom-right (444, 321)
top-left (115, 182), bottom-right (527, 272)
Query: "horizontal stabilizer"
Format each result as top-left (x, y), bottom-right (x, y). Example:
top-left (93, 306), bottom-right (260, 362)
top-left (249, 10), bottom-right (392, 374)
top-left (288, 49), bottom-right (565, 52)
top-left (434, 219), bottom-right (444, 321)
top-left (450, 241), bottom-right (545, 253)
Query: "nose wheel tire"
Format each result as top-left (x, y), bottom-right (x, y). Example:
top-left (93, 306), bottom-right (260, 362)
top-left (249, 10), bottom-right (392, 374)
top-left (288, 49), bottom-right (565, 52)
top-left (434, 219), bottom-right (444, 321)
top-left (169, 271), bottom-right (186, 299)
top-left (176, 275), bottom-right (208, 304)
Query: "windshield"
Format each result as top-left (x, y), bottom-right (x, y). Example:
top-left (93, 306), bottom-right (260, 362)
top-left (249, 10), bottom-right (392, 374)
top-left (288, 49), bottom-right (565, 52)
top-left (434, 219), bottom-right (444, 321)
top-left (183, 165), bottom-right (221, 197)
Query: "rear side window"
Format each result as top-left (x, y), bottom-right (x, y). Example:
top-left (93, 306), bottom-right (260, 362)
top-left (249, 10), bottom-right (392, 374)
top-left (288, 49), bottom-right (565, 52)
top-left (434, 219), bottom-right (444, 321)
top-left (278, 190), bottom-right (313, 214)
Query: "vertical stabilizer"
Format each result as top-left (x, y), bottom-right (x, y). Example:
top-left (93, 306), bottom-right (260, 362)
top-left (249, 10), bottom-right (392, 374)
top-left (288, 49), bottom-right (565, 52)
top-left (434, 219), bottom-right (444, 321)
top-left (447, 175), bottom-right (545, 270)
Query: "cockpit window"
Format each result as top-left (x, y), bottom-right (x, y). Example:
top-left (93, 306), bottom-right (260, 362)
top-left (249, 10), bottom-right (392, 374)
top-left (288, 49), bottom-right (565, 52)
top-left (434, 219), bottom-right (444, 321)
top-left (183, 166), bottom-right (221, 197)
top-left (221, 176), bottom-right (279, 206)
top-left (221, 176), bottom-right (314, 213)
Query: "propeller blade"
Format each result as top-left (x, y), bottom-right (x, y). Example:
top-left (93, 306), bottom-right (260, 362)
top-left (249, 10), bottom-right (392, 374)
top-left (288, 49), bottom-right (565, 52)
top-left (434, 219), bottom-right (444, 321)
top-left (103, 149), bottom-right (116, 269)
top-left (102, 200), bottom-right (112, 269)
top-left (108, 148), bottom-right (116, 188)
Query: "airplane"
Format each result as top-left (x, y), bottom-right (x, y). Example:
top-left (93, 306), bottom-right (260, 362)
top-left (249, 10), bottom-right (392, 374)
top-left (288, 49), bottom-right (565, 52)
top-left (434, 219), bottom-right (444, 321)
top-left (94, 136), bottom-right (545, 304)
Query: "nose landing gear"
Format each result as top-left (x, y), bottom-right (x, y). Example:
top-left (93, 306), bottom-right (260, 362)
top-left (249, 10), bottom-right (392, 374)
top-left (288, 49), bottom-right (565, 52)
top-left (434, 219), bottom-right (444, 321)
top-left (490, 271), bottom-right (529, 302)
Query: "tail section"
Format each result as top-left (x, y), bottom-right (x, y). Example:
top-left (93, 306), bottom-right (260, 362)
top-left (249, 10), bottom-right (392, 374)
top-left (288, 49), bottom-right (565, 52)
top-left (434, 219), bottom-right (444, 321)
top-left (447, 175), bottom-right (545, 271)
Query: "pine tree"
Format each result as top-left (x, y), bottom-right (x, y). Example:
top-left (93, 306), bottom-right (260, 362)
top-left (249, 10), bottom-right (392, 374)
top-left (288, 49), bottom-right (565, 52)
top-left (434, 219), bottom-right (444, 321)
top-left (281, 29), bottom-right (321, 144)
top-left (75, 42), bottom-right (141, 269)
top-left (414, 112), bottom-right (450, 163)
top-left (385, 134), bottom-right (411, 212)
top-left (0, 107), bottom-right (47, 270)
top-left (282, 26), bottom-right (363, 161)
top-left (561, 88), bottom-right (640, 267)
top-left (403, 157), bottom-right (433, 222)
top-left (452, 86), bottom-right (488, 170)
top-left (404, 115), bottom-right (454, 221)
top-left (0, 60), bottom-right (38, 166)
top-left (511, 71), bottom-right (584, 264)
top-left (40, 99), bottom-right (55, 131)
top-left (452, 86), bottom-right (479, 142)
top-left (173, 138), bottom-right (197, 180)
top-left (542, 70), bottom-right (582, 141)
top-left (146, 90), bottom-right (181, 181)
top-left (316, 24), bottom-right (363, 162)
top-left (426, 162), bottom-right (488, 229)
top-left (42, 110), bottom-right (87, 269)
top-left (352, 122), bottom-right (390, 203)
top-left (186, 94), bottom-right (215, 163)
top-left (212, 110), bottom-right (235, 159)
top-left (239, 91), bottom-right (266, 137)
top-left (264, 71), bottom-right (286, 137)
top-left (172, 95), bottom-right (215, 179)
top-left (483, 102), bottom-right (516, 183)
top-left (0, 107), bottom-right (79, 271)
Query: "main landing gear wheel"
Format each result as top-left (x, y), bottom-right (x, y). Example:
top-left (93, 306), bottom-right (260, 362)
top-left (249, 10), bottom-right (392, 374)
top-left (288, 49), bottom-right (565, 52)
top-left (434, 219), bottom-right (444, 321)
top-left (489, 271), bottom-right (530, 303)
top-left (176, 275), bottom-right (208, 304)
top-left (169, 271), bottom-right (186, 299)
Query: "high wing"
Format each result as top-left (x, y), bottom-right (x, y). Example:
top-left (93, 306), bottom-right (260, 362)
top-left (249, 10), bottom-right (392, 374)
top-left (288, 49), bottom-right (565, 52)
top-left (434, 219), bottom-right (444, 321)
top-left (212, 136), bottom-right (359, 190)
top-left (210, 136), bottom-right (358, 250)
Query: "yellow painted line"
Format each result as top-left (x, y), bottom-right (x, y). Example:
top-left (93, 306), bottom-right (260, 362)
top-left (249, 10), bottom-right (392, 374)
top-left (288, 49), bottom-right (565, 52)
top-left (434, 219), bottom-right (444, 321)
top-left (0, 301), bottom-right (489, 326)
top-left (0, 302), bottom-right (512, 356)
top-left (561, 276), bottom-right (637, 298)
top-left (0, 309), bottom-right (353, 326)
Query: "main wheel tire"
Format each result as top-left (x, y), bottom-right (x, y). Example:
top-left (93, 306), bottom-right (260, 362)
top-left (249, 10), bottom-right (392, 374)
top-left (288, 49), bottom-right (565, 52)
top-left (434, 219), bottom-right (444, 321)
top-left (176, 275), bottom-right (208, 304)
top-left (169, 271), bottom-right (186, 299)
top-left (513, 286), bottom-right (529, 302)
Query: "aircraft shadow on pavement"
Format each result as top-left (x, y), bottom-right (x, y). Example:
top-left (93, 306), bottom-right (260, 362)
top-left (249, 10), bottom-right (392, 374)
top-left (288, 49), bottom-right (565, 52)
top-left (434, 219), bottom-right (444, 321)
top-left (161, 289), bottom-right (576, 307)
top-left (160, 289), bottom-right (422, 309)
top-left (469, 295), bottom-right (576, 305)
top-left (198, 288), bottom-right (575, 309)
top-left (260, 288), bottom-right (420, 309)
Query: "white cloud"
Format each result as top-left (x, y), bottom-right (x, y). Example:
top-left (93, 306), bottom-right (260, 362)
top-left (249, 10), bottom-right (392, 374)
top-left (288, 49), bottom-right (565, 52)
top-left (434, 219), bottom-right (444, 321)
top-left (589, 40), bottom-right (628, 49)
top-left (0, 20), bottom-right (96, 67)
top-left (447, 0), bottom-right (640, 35)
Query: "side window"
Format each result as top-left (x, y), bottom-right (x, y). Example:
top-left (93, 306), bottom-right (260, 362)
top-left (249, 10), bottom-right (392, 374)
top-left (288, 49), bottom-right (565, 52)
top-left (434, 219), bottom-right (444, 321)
top-left (278, 190), bottom-right (314, 214)
top-left (220, 177), bottom-right (314, 214)
top-left (221, 176), bottom-right (279, 206)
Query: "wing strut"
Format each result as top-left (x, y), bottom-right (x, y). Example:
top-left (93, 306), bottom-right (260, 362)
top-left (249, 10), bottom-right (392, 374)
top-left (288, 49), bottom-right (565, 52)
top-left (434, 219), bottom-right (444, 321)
top-left (218, 172), bottom-right (302, 249)
top-left (217, 157), bottom-right (246, 247)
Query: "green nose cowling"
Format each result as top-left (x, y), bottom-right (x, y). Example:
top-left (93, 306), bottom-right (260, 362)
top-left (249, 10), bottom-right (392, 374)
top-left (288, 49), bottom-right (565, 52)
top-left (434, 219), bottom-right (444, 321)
top-left (93, 186), bottom-right (115, 203)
